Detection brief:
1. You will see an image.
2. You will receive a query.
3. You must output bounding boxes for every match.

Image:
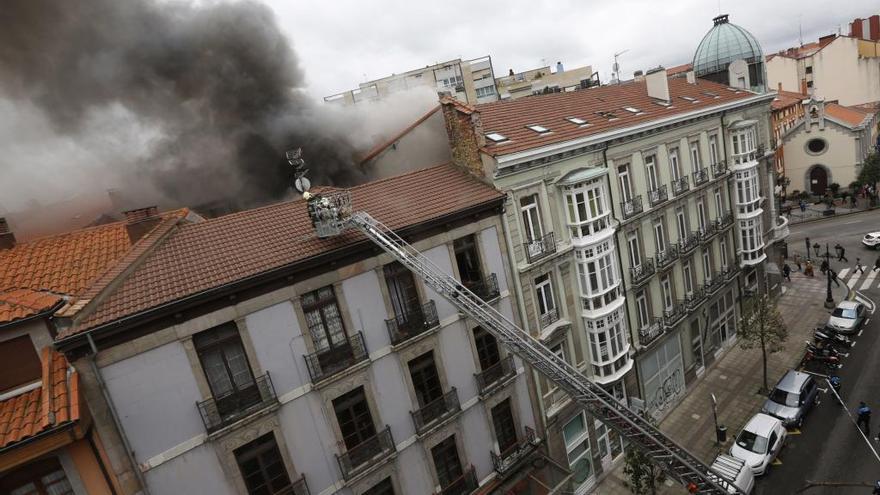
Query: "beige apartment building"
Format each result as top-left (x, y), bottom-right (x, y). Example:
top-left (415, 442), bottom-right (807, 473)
top-left (324, 56), bottom-right (499, 106)
top-left (495, 62), bottom-right (596, 100)
top-left (439, 66), bottom-right (781, 491)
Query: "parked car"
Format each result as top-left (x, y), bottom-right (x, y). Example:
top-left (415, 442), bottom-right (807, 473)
top-left (827, 301), bottom-right (866, 335)
top-left (863, 232), bottom-right (880, 249)
top-left (709, 454), bottom-right (755, 494)
top-left (761, 370), bottom-right (819, 427)
top-left (729, 413), bottom-right (787, 475)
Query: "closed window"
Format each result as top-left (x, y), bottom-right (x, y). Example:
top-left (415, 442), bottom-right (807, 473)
top-left (636, 291), bottom-right (650, 329)
top-left (302, 286), bottom-right (347, 351)
top-left (682, 261), bottom-right (694, 295)
top-left (689, 141), bottom-right (701, 171)
top-left (492, 399), bottom-right (519, 454)
top-left (384, 262), bottom-right (420, 320)
top-left (563, 413), bottom-right (594, 490)
top-left (454, 235), bottom-right (483, 286)
top-left (676, 210), bottom-right (688, 239)
top-left (653, 222), bottom-right (666, 252)
top-left (431, 436), bottom-right (464, 489)
top-left (669, 147), bottom-right (681, 180)
top-left (234, 433), bottom-right (293, 495)
top-left (535, 273), bottom-right (556, 317)
top-left (702, 249), bottom-right (712, 278)
top-left (194, 323), bottom-right (258, 416)
top-left (409, 351), bottom-right (444, 407)
top-left (709, 134), bottom-right (719, 165)
top-left (363, 478), bottom-right (395, 495)
top-left (473, 326), bottom-right (501, 370)
top-left (697, 200), bottom-right (707, 230)
top-left (0, 335), bottom-right (41, 393)
top-left (627, 232), bottom-right (642, 268)
top-left (660, 275), bottom-right (674, 311)
top-left (720, 238), bottom-right (728, 266)
top-left (645, 154), bottom-right (659, 191)
top-left (333, 387), bottom-right (376, 450)
top-left (520, 194), bottom-right (543, 242)
top-left (714, 189), bottom-right (724, 216)
top-left (618, 164), bottom-right (633, 202)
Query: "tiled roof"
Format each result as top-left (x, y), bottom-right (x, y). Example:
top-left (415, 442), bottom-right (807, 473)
top-left (63, 164), bottom-right (504, 336)
top-left (826, 103), bottom-right (874, 127)
top-left (771, 90), bottom-right (807, 111)
top-left (0, 348), bottom-right (80, 449)
top-left (476, 77), bottom-right (758, 156)
top-left (666, 63), bottom-right (692, 75)
top-left (0, 289), bottom-right (63, 326)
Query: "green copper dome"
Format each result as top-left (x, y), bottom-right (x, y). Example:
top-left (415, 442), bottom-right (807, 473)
top-left (692, 14), bottom-right (764, 77)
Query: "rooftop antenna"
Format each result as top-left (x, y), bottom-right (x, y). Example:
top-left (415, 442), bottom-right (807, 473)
top-left (799, 15), bottom-right (803, 46)
top-left (612, 49), bottom-right (629, 84)
top-left (286, 148), bottom-right (311, 195)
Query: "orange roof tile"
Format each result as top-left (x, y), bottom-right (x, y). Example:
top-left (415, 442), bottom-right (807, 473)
top-left (771, 90), bottom-right (807, 111)
top-left (666, 63), bottom-right (692, 75)
top-left (62, 164), bottom-right (504, 337)
top-left (0, 348), bottom-right (79, 449)
top-left (0, 289), bottom-right (63, 326)
top-left (825, 103), bottom-right (873, 127)
top-left (476, 77), bottom-right (759, 156)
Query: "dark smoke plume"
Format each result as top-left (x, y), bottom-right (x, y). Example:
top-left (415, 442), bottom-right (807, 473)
top-left (0, 0), bottom-right (367, 210)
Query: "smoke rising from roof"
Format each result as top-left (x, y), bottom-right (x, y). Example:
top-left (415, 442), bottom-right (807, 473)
top-left (0, 0), bottom-right (437, 223)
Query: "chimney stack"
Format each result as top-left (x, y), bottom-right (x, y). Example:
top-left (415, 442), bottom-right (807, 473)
top-left (123, 206), bottom-right (161, 244)
top-left (686, 71), bottom-right (696, 84)
top-left (0, 218), bottom-right (16, 250)
top-left (645, 67), bottom-right (669, 102)
top-left (556, 61), bottom-right (564, 73)
top-left (633, 70), bottom-right (645, 82)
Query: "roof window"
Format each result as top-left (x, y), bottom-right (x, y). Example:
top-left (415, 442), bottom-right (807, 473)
top-left (596, 111), bottom-right (618, 121)
top-left (703, 91), bottom-right (720, 98)
top-left (680, 96), bottom-right (699, 103)
top-left (623, 106), bottom-right (645, 115)
top-left (526, 124), bottom-right (550, 134)
top-left (486, 132), bottom-right (509, 143)
top-left (653, 100), bottom-right (672, 108)
top-left (566, 117), bottom-right (588, 125)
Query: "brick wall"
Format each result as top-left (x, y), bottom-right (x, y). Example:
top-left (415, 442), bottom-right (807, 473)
top-left (440, 99), bottom-right (486, 179)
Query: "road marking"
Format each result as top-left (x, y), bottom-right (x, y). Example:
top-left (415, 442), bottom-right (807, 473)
top-left (771, 459), bottom-right (783, 465)
top-left (859, 329), bottom-right (864, 337)
top-left (843, 220), bottom-right (862, 225)
top-left (839, 268), bottom-right (851, 279)
top-left (848, 274), bottom-right (860, 288)
top-left (787, 428), bottom-right (802, 435)
top-left (861, 271), bottom-right (878, 290)
top-left (852, 341), bottom-right (857, 348)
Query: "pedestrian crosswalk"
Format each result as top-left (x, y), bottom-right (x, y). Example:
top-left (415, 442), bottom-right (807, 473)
top-left (806, 266), bottom-right (880, 291)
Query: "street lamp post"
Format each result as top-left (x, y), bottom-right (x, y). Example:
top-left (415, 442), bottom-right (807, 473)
top-left (814, 242), bottom-right (835, 309)
top-left (711, 393), bottom-right (725, 444)
top-left (805, 236), bottom-right (812, 262)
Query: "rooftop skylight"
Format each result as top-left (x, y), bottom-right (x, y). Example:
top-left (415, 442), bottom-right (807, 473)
top-left (486, 132), bottom-right (509, 143)
top-left (703, 91), bottom-right (720, 98)
top-left (566, 117), bottom-right (588, 125)
top-left (653, 100), bottom-right (672, 107)
top-left (680, 96), bottom-right (699, 103)
top-left (526, 124), bottom-right (550, 133)
top-left (623, 106), bottom-right (645, 115)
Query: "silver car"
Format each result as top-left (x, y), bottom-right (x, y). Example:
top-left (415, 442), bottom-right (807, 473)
top-left (761, 370), bottom-right (819, 428)
top-left (827, 301), bottom-right (866, 335)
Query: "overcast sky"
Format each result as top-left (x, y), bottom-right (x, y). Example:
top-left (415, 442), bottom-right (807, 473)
top-left (265, 0), bottom-right (877, 100)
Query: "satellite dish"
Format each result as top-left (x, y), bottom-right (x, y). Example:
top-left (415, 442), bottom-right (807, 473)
top-left (295, 177), bottom-right (311, 193)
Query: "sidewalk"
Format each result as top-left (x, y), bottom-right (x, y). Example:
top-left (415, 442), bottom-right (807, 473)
top-left (597, 271), bottom-right (846, 494)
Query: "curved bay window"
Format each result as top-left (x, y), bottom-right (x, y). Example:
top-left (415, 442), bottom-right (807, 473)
top-left (734, 168), bottom-right (762, 216)
top-left (585, 308), bottom-right (631, 382)
top-left (730, 124), bottom-right (758, 165)
top-left (574, 241), bottom-right (622, 313)
top-left (563, 180), bottom-right (612, 241)
top-left (739, 218), bottom-right (765, 264)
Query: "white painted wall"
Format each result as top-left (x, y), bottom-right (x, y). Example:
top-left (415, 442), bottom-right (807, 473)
top-left (143, 444), bottom-right (234, 495)
top-left (245, 300), bottom-right (308, 395)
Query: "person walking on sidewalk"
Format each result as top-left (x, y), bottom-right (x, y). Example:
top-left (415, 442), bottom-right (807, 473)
top-left (783, 263), bottom-right (792, 282)
top-left (794, 254), bottom-right (803, 272)
top-left (856, 257), bottom-right (866, 274)
top-left (836, 244), bottom-right (848, 262)
top-left (820, 259), bottom-right (829, 274)
top-left (805, 260), bottom-right (815, 277)
top-left (858, 402), bottom-right (872, 437)
top-left (874, 256), bottom-right (880, 272)
top-left (800, 199), bottom-right (807, 213)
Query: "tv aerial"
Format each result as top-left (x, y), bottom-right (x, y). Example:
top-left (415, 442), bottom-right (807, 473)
top-left (286, 148), bottom-right (311, 194)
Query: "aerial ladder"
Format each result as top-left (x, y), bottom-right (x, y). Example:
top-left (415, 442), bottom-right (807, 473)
top-left (304, 189), bottom-right (741, 494)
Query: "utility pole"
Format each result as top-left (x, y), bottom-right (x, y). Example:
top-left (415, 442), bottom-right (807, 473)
top-left (612, 49), bottom-right (629, 84)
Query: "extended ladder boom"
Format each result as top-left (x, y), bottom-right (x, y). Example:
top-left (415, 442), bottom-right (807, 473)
top-left (349, 211), bottom-right (741, 495)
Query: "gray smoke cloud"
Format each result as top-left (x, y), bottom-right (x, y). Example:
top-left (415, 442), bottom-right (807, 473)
top-left (0, 0), bottom-right (406, 217)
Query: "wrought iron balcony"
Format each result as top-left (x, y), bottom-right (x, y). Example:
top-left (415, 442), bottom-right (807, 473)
top-left (385, 301), bottom-right (439, 346)
top-left (723, 263), bottom-right (740, 280)
top-left (655, 244), bottom-right (679, 269)
top-left (336, 426), bottom-right (395, 482)
top-left (464, 273), bottom-right (500, 301)
top-left (712, 160), bottom-right (728, 178)
top-left (197, 372), bottom-right (277, 434)
top-left (539, 307), bottom-right (560, 328)
top-left (704, 273), bottom-right (724, 295)
top-left (671, 176), bottom-right (690, 196)
top-left (490, 426), bottom-right (540, 476)
top-left (679, 232), bottom-right (700, 254)
top-left (439, 466), bottom-right (477, 495)
top-left (638, 317), bottom-right (665, 346)
top-left (699, 222), bottom-right (718, 243)
top-left (756, 143), bottom-right (766, 157)
top-left (523, 232), bottom-right (557, 264)
top-left (629, 259), bottom-right (655, 286)
top-left (692, 168), bottom-right (709, 186)
top-left (684, 286), bottom-right (707, 311)
top-left (621, 195), bottom-right (644, 219)
top-left (411, 388), bottom-right (461, 435)
top-left (663, 302), bottom-right (687, 328)
top-left (285, 476), bottom-right (310, 495)
top-left (648, 184), bottom-right (668, 206)
top-left (719, 211), bottom-right (734, 229)
top-left (475, 355), bottom-right (516, 396)
top-left (304, 332), bottom-right (368, 384)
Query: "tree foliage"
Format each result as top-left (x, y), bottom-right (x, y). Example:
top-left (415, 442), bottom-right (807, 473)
top-left (738, 294), bottom-right (788, 393)
top-left (857, 152), bottom-right (880, 191)
top-left (623, 443), bottom-right (666, 495)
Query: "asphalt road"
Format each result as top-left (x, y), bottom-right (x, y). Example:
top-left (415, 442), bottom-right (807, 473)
top-left (757, 209), bottom-right (880, 494)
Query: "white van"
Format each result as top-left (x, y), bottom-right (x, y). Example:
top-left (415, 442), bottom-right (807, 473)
top-left (709, 454), bottom-right (755, 494)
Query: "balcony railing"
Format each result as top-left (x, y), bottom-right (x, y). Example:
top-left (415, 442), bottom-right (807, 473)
top-left (523, 232), bottom-right (557, 264)
top-left (411, 388), bottom-right (461, 435)
top-left (719, 211), bottom-right (734, 228)
top-left (655, 244), bottom-right (679, 269)
top-left (439, 466), bottom-right (478, 495)
top-left (663, 302), bottom-right (687, 328)
top-left (693, 168), bottom-right (709, 186)
top-left (336, 426), bottom-right (396, 482)
top-left (629, 259), bottom-right (655, 286)
top-left (671, 176), bottom-right (690, 196)
top-left (465, 273), bottom-right (500, 301)
top-left (490, 426), bottom-right (540, 476)
top-left (756, 143), bottom-right (766, 157)
top-left (648, 184), bottom-right (668, 206)
top-left (723, 263), bottom-right (740, 280)
top-left (385, 301), bottom-right (439, 346)
top-left (684, 286), bottom-right (707, 311)
top-left (287, 476), bottom-right (311, 495)
top-left (304, 332), bottom-right (368, 384)
top-left (621, 196), bottom-right (644, 219)
top-left (197, 372), bottom-right (277, 434)
top-left (712, 160), bottom-right (728, 178)
top-left (475, 355), bottom-right (516, 396)
top-left (539, 307), bottom-right (560, 328)
top-left (679, 232), bottom-right (700, 254)
top-left (699, 222), bottom-right (717, 243)
top-left (638, 317), bottom-right (665, 346)
top-left (704, 273), bottom-right (724, 295)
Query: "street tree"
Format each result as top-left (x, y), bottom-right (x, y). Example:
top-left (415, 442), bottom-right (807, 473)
top-left (857, 152), bottom-right (880, 205)
top-left (623, 442), bottom-right (666, 495)
top-left (738, 294), bottom-right (788, 393)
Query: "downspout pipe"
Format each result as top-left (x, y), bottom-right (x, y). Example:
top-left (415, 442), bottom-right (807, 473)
top-left (87, 333), bottom-right (151, 495)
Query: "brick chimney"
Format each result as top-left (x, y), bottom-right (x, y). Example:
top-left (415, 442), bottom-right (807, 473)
top-left (0, 218), bottom-right (16, 250)
top-left (633, 70), bottom-right (645, 82)
top-left (645, 67), bottom-right (669, 102)
top-left (440, 97), bottom-right (486, 179)
top-left (123, 206), bottom-right (161, 244)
